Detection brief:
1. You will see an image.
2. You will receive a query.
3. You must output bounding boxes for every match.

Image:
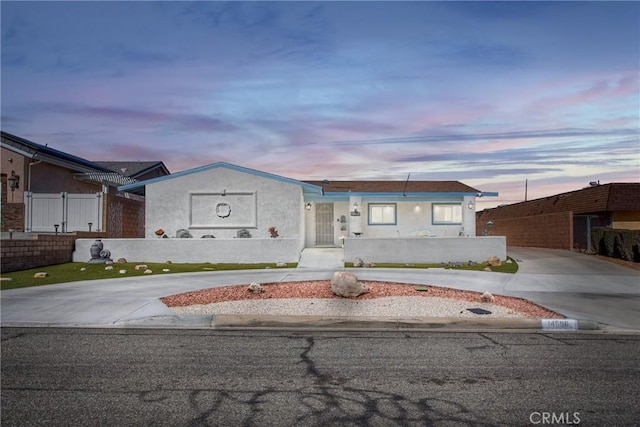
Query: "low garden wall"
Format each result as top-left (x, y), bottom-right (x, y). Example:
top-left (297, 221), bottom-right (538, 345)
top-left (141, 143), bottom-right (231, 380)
top-left (72, 238), bottom-right (302, 264)
top-left (344, 236), bottom-right (507, 264)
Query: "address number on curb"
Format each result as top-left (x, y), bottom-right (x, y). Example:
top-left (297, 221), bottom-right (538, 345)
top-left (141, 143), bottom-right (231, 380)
top-left (541, 319), bottom-right (578, 331)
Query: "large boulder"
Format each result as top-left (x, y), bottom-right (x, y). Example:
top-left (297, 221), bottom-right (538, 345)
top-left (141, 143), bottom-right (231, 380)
top-left (331, 271), bottom-right (369, 298)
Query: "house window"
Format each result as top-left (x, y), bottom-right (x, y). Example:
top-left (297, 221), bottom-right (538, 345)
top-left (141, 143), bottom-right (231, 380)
top-left (432, 203), bottom-right (462, 224)
top-left (368, 203), bottom-right (397, 225)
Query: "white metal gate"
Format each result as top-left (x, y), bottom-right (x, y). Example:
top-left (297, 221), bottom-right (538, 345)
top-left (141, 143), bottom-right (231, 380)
top-left (315, 202), bottom-right (335, 246)
top-left (25, 192), bottom-right (103, 232)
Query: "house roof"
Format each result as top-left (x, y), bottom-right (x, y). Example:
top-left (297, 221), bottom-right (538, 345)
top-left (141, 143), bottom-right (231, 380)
top-left (304, 180), bottom-right (480, 194)
top-left (1, 131), bottom-right (115, 174)
top-left (118, 162), bottom-right (324, 195)
top-left (478, 183), bottom-right (640, 220)
top-left (95, 161), bottom-right (170, 178)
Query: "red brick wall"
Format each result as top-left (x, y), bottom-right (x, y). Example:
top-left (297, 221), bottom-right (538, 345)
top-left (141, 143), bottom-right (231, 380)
top-left (1, 173), bottom-right (26, 232)
top-left (476, 211), bottom-right (573, 250)
top-left (0, 232), bottom-right (106, 273)
top-left (105, 193), bottom-right (145, 238)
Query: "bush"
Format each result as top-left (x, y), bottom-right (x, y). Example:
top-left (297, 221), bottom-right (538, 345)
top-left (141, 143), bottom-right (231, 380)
top-left (593, 227), bottom-right (640, 262)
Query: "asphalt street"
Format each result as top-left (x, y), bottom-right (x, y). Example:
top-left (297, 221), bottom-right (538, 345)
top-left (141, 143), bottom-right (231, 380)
top-left (2, 328), bottom-right (639, 426)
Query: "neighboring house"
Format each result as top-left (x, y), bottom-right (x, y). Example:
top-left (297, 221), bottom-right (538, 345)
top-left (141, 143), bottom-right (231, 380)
top-left (96, 161), bottom-right (170, 183)
top-left (476, 182), bottom-right (640, 251)
top-left (0, 131), bottom-right (146, 237)
top-left (105, 162), bottom-right (505, 264)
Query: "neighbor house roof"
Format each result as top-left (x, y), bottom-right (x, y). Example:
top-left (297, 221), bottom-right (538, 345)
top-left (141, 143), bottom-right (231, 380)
top-left (304, 180), bottom-right (480, 194)
top-left (478, 183), bottom-right (640, 220)
top-left (96, 161), bottom-right (170, 179)
top-left (1, 131), bottom-right (137, 187)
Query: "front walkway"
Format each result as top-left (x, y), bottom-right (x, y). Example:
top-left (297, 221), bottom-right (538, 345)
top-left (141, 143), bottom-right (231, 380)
top-left (297, 248), bottom-right (344, 270)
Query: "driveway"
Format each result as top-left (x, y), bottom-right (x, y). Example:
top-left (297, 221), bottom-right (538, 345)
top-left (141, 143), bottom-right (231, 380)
top-left (1, 248), bottom-right (638, 329)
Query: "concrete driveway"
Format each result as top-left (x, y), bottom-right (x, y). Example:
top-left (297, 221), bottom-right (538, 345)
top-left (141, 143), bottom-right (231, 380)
top-left (1, 247), bottom-right (638, 329)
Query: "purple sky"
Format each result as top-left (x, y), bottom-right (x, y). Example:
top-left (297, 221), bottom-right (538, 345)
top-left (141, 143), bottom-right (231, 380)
top-left (2, 1), bottom-right (638, 208)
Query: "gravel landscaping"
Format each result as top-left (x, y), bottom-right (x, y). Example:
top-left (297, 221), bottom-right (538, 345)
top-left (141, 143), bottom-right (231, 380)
top-left (163, 281), bottom-right (563, 319)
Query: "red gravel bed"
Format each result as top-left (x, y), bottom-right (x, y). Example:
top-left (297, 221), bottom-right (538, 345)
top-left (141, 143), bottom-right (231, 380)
top-left (161, 281), bottom-right (563, 319)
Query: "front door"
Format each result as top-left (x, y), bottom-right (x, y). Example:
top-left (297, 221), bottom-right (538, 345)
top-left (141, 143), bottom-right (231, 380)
top-left (315, 202), bottom-right (334, 246)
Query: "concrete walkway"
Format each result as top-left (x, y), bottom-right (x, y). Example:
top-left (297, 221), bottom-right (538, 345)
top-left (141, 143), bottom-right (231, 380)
top-left (1, 247), bottom-right (638, 330)
top-left (297, 248), bottom-right (344, 269)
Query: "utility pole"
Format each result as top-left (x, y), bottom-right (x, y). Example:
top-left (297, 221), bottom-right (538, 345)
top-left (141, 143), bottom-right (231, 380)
top-left (525, 179), bottom-right (528, 202)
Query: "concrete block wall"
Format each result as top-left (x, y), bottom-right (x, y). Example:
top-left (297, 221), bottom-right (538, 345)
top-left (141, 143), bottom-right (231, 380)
top-left (105, 194), bottom-right (145, 238)
top-left (1, 232), bottom-right (106, 273)
top-left (476, 211), bottom-right (572, 250)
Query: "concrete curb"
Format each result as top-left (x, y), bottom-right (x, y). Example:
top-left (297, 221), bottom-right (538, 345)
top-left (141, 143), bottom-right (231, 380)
top-left (211, 314), bottom-right (603, 331)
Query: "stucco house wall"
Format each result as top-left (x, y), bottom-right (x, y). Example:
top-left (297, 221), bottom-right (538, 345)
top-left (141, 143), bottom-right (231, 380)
top-left (144, 166), bottom-right (305, 240)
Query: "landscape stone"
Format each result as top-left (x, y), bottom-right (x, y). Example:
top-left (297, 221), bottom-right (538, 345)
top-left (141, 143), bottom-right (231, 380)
top-left (481, 291), bottom-right (494, 302)
top-left (116, 258), bottom-right (127, 263)
top-left (487, 256), bottom-right (502, 267)
top-left (353, 257), bottom-right (364, 268)
top-left (331, 271), bottom-right (369, 297)
top-left (33, 272), bottom-right (49, 278)
top-left (144, 269), bottom-right (153, 274)
top-left (248, 282), bottom-right (264, 293)
top-left (135, 264), bottom-right (148, 271)
top-left (119, 270), bottom-right (127, 274)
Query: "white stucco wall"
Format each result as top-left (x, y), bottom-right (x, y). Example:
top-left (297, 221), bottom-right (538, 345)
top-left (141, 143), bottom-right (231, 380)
top-left (73, 238), bottom-right (301, 263)
top-left (145, 167), bottom-right (304, 241)
top-left (344, 236), bottom-right (506, 264)
top-left (347, 198), bottom-right (476, 238)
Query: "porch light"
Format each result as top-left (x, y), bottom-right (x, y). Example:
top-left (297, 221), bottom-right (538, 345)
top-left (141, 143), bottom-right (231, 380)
top-left (467, 201), bottom-right (474, 210)
top-left (8, 171), bottom-right (19, 191)
top-left (305, 202), bottom-right (312, 211)
top-left (351, 202), bottom-right (360, 216)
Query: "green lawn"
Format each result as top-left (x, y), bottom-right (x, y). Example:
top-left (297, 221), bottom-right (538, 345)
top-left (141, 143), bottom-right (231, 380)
top-left (344, 258), bottom-right (519, 274)
top-left (0, 262), bottom-right (297, 290)
top-left (1, 258), bottom-right (518, 290)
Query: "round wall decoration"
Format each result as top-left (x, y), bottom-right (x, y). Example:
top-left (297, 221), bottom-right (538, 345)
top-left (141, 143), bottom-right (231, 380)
top-left (215, 202), bottom-right (231, 218)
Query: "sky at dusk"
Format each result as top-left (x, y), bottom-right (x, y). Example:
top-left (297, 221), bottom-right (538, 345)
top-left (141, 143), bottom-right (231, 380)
top-left (2, 1), bottom-right (638, 208)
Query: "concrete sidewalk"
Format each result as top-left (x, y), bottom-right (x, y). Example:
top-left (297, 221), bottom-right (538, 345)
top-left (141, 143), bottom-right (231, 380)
top-left (1, 248), bottom-right (638, 330)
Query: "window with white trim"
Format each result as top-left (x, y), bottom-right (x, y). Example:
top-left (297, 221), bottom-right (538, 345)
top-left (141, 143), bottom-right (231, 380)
top-left (368, 203), bottom-right (397, 225)
top-left (432, 203), bottom-right (462, 224)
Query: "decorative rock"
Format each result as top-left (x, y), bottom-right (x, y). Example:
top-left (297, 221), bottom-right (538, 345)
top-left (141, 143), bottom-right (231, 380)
top-left (144, 269), bottom-right (153, 274)
top-left (176, 229), bottom-right (193, 238)
top-left (331, 271), bottom-right (369, 298)
top-left (105, 266), bottom-right (114, 270)
top-left (116, 258), bottom-right (127, 263)
top-left (276, 262), bottom-right (287, 267)
top-left (33, 272), bottom-right (49, 278)
top-left (162, 269), bottom-right (170, 272)
top-left (0, 277), bottom-right (12, 281)
top-left (166, 261), bottom-right (173, 264)
top-left (119, 270), bottom-right (127, 274)
top-left (80, 267), bottom-right (87, 271)
top-left (353, 257), bottom-right (364, 268)
top-left (487, 256), bottom-right (502, 267)
top-left (248, 282), bottom-right (264, 293)
top-left (105, 260), bottom-right (113, 265)
top-left (483, 267), bottom-right (492, 272)
top-left (135, 264), bottom-right (148, 271)
top-left (481, 291), bottom-right (494, 303)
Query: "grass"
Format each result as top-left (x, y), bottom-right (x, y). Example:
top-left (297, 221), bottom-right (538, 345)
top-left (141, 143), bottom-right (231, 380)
top-left (0, 262), bottom-right (297, 290)
top-left (343, 257), bottom-right (519, 274)
top-left (1, 257), bottom-right (518, 290)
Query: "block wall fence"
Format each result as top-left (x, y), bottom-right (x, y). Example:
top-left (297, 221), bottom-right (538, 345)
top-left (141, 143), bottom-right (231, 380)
top-left (1, 232), bottom-right (106, 273)
top-left (476, 211), bottom-right (573, 250)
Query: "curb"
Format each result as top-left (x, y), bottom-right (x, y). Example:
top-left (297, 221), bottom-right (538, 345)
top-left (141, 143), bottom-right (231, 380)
top-left (212, 315), bottom-right (602, 331)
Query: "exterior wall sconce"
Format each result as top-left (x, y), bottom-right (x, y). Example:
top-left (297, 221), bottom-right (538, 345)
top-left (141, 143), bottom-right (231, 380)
top-left (350, 202), bottom-right (360, 216)
top-left (8, 171), bottom-right (20, 191)
top-left (467, 201), bottom-right (474, 210)
top-left (7, 171), bottom-right (20, 202)
top-left (305, 202), bottom-right (312, 211)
